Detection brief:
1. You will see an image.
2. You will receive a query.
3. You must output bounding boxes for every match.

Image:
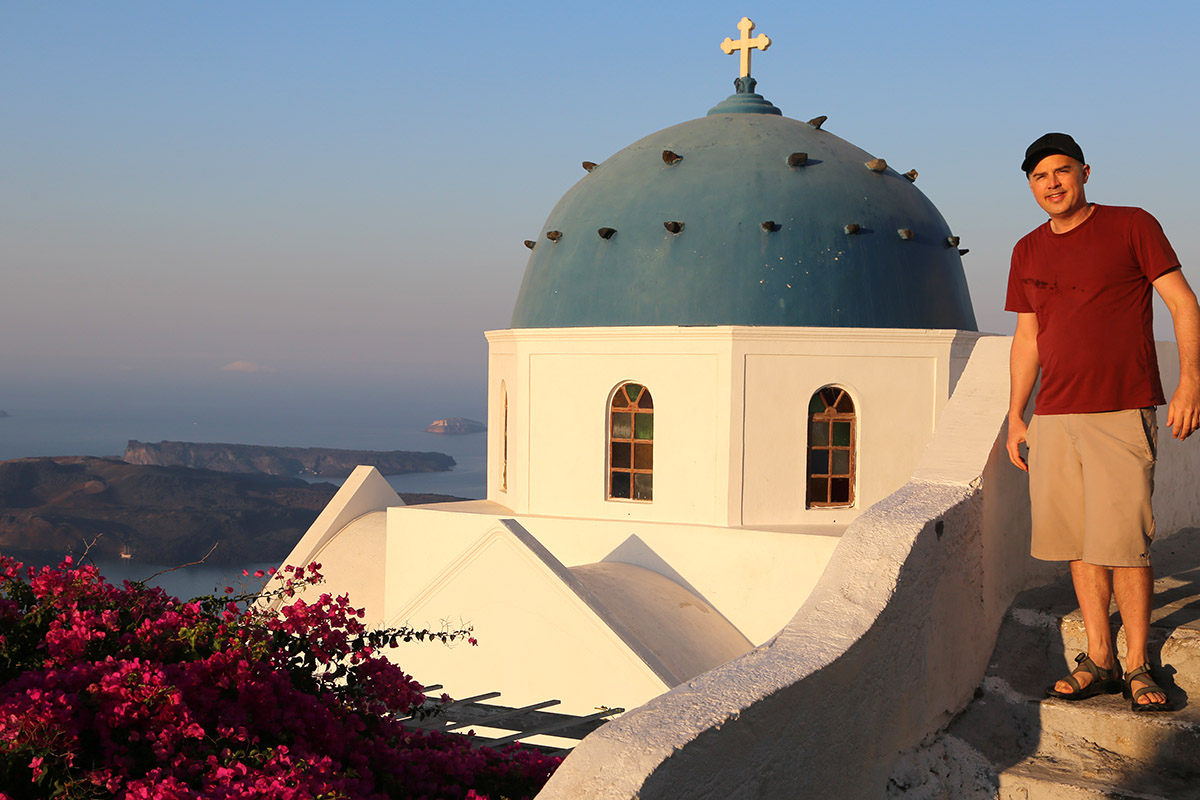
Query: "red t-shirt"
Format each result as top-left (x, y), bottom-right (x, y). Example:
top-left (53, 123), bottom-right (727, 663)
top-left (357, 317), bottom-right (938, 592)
top-left (1005, 204), bottom-right (1180, 415)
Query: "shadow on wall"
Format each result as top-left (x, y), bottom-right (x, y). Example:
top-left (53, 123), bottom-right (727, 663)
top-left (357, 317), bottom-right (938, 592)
top-left (640, 489), bottom-right (992, 799)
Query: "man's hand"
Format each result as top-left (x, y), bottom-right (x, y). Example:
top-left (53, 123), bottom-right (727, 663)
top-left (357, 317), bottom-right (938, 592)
top-left (1154, 269), bottom-right (1200, 440)
top-left (1007, 312), bottom-right (1039, 472)
top-left (1006, 416), bottom-right (1029, 471)
top-left (1168, 380), bottom-right (1200, 440)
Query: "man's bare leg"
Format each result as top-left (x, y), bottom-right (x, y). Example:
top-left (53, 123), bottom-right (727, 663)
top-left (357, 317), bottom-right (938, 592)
top-left (1054, 560), bottom-right (1116, 694)
top-left (1113, 565), bottom-right (1167, 705)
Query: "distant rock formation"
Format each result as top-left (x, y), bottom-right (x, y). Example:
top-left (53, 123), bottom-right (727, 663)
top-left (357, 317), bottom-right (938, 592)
top-left (123, 441), bottom-right (454, 477)
top-left (0, 456), bottom-right (465, 566)
top-left (0, 410), bottom-right (9, 418)
top-left (424, 417), bottom-right (485, 435)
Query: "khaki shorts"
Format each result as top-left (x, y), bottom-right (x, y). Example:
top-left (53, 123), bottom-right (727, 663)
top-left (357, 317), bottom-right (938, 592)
top-left (1027, 408), bottom-right (1157, 567)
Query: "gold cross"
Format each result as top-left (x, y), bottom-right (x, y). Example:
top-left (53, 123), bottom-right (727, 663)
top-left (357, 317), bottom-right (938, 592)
top-left (720, 17), bottom-right (771, 78)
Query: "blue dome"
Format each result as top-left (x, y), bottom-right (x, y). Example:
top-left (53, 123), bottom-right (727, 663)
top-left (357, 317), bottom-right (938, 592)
top-left (511, 88), bottom-right (977, 331)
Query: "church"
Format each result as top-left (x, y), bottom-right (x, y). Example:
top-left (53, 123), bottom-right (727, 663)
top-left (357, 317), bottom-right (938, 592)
top-left (277, 18), bottom-right (981, 718)
top-left (276, 18), bottom-right (1200, 799)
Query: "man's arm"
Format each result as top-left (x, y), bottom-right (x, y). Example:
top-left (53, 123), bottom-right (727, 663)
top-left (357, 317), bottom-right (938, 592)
top-left (1153, 269), bottom-right (1200, 440)
top-left (1007, 312), bottom-right (1040, 471)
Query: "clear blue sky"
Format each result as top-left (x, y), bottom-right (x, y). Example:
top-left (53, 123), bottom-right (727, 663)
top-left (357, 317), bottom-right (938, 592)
top-left (3, 1), bottom-right (1197, 419)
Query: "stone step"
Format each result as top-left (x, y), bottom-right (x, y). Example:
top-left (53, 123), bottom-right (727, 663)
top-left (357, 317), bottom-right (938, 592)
top-left (947, 687), bottom-right (1200, 798)
top-left (996, 754), bottom-right (1200, 800)
top-left (994, 602), bottom-right (1200, 709)
top-left (996, 526), bottom-right (1200, 700)
top-left (952, 674), bottom-right (1200, 777)
top-left (890, 724), bottom-right (1200, 799)
top-left (926, 528), bottom-right (1200, 799)
top-left (890, 529), bottom-right (1200, 797)
top-left (1056, 612), bottom-right (1200, 698)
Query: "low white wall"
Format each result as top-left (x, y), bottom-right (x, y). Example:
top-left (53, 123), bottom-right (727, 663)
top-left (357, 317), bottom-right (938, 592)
top-left (537, 336), bottom-right (1040, 799)
top-left (383, 505), bottom-right (839, 651)
top-left (376, 505), bottom-right (843, 713)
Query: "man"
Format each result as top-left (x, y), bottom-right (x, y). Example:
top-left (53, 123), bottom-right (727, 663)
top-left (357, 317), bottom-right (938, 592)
top-left (1006, 132), bottom-right (1200, 712)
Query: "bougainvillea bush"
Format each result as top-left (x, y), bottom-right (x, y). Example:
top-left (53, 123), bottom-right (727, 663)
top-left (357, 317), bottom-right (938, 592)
top-left (0, 556), bottom-right (559, 799)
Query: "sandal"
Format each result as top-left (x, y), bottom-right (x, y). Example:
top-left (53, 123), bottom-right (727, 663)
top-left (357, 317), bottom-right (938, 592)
top-left (1124, 664), bottom-right (1172, 712)
top-left (1046, 652), bottom-right (1122, 700)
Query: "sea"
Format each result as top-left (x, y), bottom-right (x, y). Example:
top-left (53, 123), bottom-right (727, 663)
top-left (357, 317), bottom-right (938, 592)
top-left (0, 401), bottom-right (486, 601)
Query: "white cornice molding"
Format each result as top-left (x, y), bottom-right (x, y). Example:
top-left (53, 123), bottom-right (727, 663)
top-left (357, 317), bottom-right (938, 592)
top-left (487, 325), bottom-right (990, 348)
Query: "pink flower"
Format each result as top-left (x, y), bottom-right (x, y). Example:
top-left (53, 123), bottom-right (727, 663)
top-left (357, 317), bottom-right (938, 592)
top-left (0, 558), bottom-right (556, 798)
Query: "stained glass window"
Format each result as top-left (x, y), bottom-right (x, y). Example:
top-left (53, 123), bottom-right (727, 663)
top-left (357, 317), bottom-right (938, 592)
top-left (609, 383), bottom-right (653, 501)
top-left (807, 386), bottom-right (855, 508)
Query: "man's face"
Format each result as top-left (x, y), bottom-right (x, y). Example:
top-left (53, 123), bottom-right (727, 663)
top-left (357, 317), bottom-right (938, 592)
top-left (1027, 154), bottom-right (1090, 219)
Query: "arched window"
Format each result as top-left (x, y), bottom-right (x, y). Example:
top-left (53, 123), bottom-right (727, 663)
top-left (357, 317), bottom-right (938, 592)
top-left (609, 382), bottom-right (653, 501)
top-left (807, 386), bottom-right (855, 508)
top-left (500, 382), bottom-right (508, 492)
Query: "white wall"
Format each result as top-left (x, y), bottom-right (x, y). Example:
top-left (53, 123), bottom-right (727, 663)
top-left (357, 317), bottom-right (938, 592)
top-left (488, 327), bottom-right (732, 524)
top-left (738, 328), bottom-right (978, 526)
top-left (486, 326), bottom-right (980, 528)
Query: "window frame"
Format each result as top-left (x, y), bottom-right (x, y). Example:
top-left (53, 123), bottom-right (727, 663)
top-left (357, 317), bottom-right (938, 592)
top-left (806, 385), bottom-right (856, 508)
top-left (607, 381), bottom-right (654, 502)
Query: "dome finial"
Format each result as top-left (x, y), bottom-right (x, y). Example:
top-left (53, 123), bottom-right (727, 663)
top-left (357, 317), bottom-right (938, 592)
top-left (720, 17), bottom-right (771, 89)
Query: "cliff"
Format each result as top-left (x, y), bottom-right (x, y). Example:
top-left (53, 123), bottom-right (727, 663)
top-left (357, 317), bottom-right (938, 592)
top-left (123, 440), bottom-right (454, 477)
top-left (424, 417), bottom-right (485, 435)
top-left (0, 456), bottom-right (462, 566)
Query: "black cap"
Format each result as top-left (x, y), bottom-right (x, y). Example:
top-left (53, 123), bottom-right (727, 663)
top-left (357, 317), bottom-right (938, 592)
top-left (1021, 133), bottom-right (1085, 174)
